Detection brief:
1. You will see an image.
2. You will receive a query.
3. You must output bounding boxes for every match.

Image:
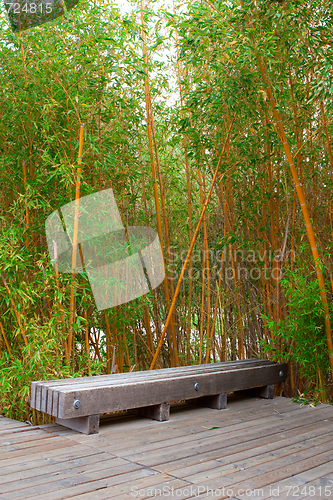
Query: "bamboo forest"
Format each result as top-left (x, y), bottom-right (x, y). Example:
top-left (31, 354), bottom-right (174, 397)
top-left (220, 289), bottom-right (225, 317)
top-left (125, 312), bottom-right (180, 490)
top-left (1, 0), bottom-right (333, 425)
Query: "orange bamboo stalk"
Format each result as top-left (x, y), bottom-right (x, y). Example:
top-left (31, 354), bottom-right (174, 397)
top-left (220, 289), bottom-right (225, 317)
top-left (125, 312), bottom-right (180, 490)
top-left (291, 188), bottom-right (297, 273)
top-left (84, 308), bottom-right (91, 375)
top-left (67, 123), bottom-right (85, 363)
top-left (259, 58), bottom-right (333, 370)
top-left (199, 258), bottom-right (206, 363)
top-left (1, 273), bottom-right (28, 346)
top-left (197, 168), bottom-right (206, 363)
top-left (53, 240), bottom-right (68, 361)
top-left (111, 310), bottom-right (120, 372)
top-left (197, 168), bottom-right (211, 363)
top-left (133, 324), bottom-right (138, 369)
top-left (205, 245), bottom-right (227, 363)
top-left (185, 151), bottom-right (194, 363)
top-left (149, 117), bottom-right (235, 369)
top-left (202, 171), bottom-right (211, 359)
top-left (264, 117), bottom-right (279, 322)
top-left (0, 319), bottom-right (11, 355)
top-left (229, 244), bottom-right (245, 359)
top-left (174, 26), bottom-right (194, 363)
top-left (140, 168), bottom-right (163, 353)
top-left (320, 101), bottom-right (333, 175)
top-left (124, 330), bottom-right (131, 370)
top-left (61, 20), bottom-right (74, 165)
top-left (225, 135), bottom-right (245, 358)
top-left (105, 313), bottom-right (112, 374)
top-left (140, 1), bottom-right (179, 367)
top-left (22, 160), bottom-right (29, 247)
top-left (234, 0), bottom-right (333, 371)
top-left (40, 264), bottom-right (52, 319)
top-left (202, 149), bottom-right (229, 364)
top-left (289, 70), bottom-right (305, 189)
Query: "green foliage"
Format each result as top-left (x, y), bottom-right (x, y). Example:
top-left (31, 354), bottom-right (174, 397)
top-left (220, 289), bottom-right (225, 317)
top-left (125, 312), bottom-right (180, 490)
top-left (292, 393), bottom-right (320, 407)
top-left (263, 262), bottom-right (331, 389)
top-left (0, 318), bottom-right (104, 423)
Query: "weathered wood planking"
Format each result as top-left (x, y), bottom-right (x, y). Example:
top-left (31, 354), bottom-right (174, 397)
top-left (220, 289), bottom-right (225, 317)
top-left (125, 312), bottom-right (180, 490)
top-left (58, 363), bottom-right (285, 418)
top-left (1, 397), bottom-right (333, 500)
top-left (118, 408), bottom-right (333, 467)
top-left (30, 360), bottom-right (274, 417)
top-left (30, 360), bottom-right (287, 433)
top-left (31, 359), bottom-right (274, 389)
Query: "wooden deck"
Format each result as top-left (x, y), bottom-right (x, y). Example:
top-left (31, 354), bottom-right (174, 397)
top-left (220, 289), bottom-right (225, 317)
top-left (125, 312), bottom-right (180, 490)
top-left (0, 396), bottom-right (333, 499)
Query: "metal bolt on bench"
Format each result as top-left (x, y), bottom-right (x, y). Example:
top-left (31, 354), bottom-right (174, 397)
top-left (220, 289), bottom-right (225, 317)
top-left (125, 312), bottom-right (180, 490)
top-left (30, 359), bottom-right (287, 434)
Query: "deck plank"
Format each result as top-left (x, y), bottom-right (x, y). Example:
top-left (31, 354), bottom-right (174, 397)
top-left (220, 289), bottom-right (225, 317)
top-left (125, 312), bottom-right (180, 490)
top-left (70, 399), bottom-right (319, 451)
top-left (119, 408), bottom-right (333, 466)
top-left (1, 396), bottom-right (332, 500)
top-left (72, 397), bottom-right (301, 444)
top-left (164, 429), bottom-right (333, 480)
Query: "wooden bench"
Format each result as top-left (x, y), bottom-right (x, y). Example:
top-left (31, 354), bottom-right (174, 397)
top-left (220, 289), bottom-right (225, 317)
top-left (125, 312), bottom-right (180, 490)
top-left (30, 359), bottom-right (287, 434)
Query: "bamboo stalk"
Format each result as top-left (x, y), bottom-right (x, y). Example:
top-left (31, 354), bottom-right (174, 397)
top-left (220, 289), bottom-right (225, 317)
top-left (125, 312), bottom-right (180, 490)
top-left (111, 309), bottom-right (120, 372)
top-left (1, 273), bottom-right (28, 346)
top-left (320, 101), bottom-right (333, 175)
top-left (140, 0), bottom-right (179, 367)
top-left (105, 313), bottom-right (112, 374)
top-left (229, 244), bottom-right (245, 359)
top-left (264, 116), bottom-right (279, 322)
top-left (22, 160), bottom-right (29, 247)
top-left (84, 308), bottom-right (91, 375)
top-left (133, 324), bottom-right (138, 369)
top-left (204, 164), bottom-right (230, 363)
top-left (238, 19), bottom-right (333, 371)
top-left (258, 58), bottom-right (333, 371)
top-left (225, 135), bottom-right (244, 359)
top-left (124, 329), bottom-right (131, 370)
top-left (174, 24), bottom-right (194, 364)
top-left (0, 319), bottom-right (11, 355)
top-left (142, 302), bottom-right (154, 355)
top-left (205, 245), bottom-right (227, 363)
top-left (197, 167), bottom-right (206, 363)
top-left (199, 254), bottom-right (206, 363)
top-left (67, 123), bottom-right (85, 364)
top-left (90, 327), bottom-right (103, 363)
top-left (40, 264), bottom-right (52, 319)
top-left (202, 171), bottom-right (211, 360)
top-left (289, 70), bottom-right (305, 191)
top-left (53, 241), bottom-right (68, 361)
top-left (149, 117), bottom-right (235, 369)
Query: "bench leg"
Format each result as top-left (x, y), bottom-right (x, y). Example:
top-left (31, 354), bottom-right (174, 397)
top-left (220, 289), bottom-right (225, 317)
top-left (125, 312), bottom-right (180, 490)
top-left (133, 403), bottom-right (170, 421)
top-left (256, 384), bottom-right (275, 399)
top-left (55, 414), bottom-right (100, 434)
top-left (191, 393), bottom-right (227, 410)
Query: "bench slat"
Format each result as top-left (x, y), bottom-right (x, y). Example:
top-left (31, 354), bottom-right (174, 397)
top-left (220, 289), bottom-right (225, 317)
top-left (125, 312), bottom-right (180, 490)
top-left (51, 363), bottom-right (287, 419)
top-left (39, 362), bottom-right (281, 405)
top-left (30, 382), bottom-right (37, 409)
top-left (32, 359), bottom-right (274, 392)
top-left (51, 391), bottom-right (59, 418)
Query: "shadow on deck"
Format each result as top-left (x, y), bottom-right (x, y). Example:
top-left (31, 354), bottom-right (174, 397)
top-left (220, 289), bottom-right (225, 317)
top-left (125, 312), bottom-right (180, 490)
top-left (0, 396), bottom-right (333, 499)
